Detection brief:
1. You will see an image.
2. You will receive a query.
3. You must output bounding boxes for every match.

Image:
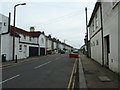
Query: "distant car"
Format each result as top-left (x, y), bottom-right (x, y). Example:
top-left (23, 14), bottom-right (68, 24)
top-left (69, 50), bottom-right (79, 58)
top-left (72, 50), bottom-right (79, 54)
top-left (60, 50), bottom-right (65, 54)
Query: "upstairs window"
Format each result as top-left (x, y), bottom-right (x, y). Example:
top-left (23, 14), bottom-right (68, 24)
top-left (24, 35), bottom-right (26, 39)
top-left (92, 21), bottom-right (95, 32)
top-left (29, 37), bottom-right (32, 41)
top-left (95, 14), bottom-right (98, 28)
top-left (96, 40), bottom-right (99, 45)
top-left (41, 38), bottom-right (44, 44)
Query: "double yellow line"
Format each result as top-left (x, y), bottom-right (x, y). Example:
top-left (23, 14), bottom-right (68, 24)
top-left (67, 59), bottom-right (77, 90)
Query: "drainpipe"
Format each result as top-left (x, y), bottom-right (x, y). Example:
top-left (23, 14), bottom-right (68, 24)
top-left (100, 2), bottom-right (104, 66)
top-left (85, 7), bottom-right (89, 57)
top-left (2, 12), bottom-right (11, 35)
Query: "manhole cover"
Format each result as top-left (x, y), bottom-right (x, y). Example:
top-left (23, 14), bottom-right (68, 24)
top-left (98, 76), bottom-right (111, 82)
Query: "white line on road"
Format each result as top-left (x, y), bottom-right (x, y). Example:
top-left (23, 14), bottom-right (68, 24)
top-left (0, 74), bottom-right (20, 84)
top-left (34, 61), bottom-right (52, 69)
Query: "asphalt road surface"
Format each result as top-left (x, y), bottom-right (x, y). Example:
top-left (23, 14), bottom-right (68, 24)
top-left (2, 54), bottom-right (76, 88)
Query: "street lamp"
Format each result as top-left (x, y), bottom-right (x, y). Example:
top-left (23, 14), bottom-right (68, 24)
top-left (12, 3), bottom-right (26, 61)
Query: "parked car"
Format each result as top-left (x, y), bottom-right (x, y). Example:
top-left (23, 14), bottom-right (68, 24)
top-left (60, 50), bottom-right (65, 54)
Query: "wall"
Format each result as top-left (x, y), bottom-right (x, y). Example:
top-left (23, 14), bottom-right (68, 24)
top-left (89, 6), bottom-right (103, 65)
top-left (39, 34), bottom-right (46, 48)
top-left (1, 34), bottom-right (12, 61)
top-left (90, 31), bottom-right (102, 64)
top-left (102, 2), bottom-right (119, 73)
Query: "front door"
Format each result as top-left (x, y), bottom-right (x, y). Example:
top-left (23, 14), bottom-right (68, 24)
top-left (104, 35), bottom-right (110, 67)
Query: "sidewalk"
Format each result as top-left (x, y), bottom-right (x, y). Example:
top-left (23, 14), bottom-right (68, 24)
top-left (79, 53), bottom-right (119, 89)
top-left (0, 55), bottom-right (47, 68)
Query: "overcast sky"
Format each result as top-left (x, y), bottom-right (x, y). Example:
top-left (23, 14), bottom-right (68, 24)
top-left (0, 0), bottom-right (97, 49)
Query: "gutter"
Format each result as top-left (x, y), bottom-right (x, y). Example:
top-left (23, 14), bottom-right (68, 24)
top-left (2, 12), bottom-right (11, 35)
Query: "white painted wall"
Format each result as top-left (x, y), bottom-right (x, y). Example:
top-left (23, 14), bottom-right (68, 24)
top-left (102, 2), bottom-right (119, 73)
top-left (59, 43), bottom-right (64, 50)
top-left (47, 39), bottom-right (52, 51)
top-left (89, 5), bottom-right (103, 65)
top-left (19, 34), bottom-right (38, 44)
top-left (90, 31), bottom-right (102, 64)
top-left (53, 41), bottom-right (57, 49)
top-left (39, 34), bottom-right (46, 48)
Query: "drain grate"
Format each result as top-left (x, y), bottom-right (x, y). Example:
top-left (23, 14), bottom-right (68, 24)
top-left (84, 70), bottom-right (99, 74)
top-left (98, 76), bottom-right (111, 82)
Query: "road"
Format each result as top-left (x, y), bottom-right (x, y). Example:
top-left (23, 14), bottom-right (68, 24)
top-left (2, 54), bottom-right (76, 88)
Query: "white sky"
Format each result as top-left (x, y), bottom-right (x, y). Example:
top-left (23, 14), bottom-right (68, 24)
top-left (0, 0), bottom-right (97, 49)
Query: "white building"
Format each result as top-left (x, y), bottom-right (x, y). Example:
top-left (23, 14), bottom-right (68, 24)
top-left (45, 35), bottom-right (53, 54)
top-left (0, 13), bottom-right (12, 62)
top-left (39, 31), bottom-right (46, 56)
top-left (88, 1), bottom-right (119, 73)
top-left (101, 1), bottom-right (119, 73)
top-left (88, 2), bottom-right (103, 65)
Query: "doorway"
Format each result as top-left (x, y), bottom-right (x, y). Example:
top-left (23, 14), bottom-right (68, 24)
top-left (104, 35), bottom-right (110, 67)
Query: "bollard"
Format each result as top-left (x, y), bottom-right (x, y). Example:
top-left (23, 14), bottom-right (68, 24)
top-left (15, 55), bottom-right (17, 63)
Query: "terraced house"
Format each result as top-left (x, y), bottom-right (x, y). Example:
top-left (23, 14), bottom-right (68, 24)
top-left (0, 13), bottom-right (73, 62)
top-left (88, 0), bottom-right (120, 73)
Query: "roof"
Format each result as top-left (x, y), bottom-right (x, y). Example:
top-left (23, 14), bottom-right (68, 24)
top-left (10, 26), bottom-right (41, 37)
top-left (88, 2), bottom-right (101, 27)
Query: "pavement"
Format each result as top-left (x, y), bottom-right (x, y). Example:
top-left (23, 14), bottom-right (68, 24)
top-left (79, 53), bottom-right (120, 89)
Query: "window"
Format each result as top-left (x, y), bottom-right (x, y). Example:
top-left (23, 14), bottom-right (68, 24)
top-left (96, 40), bottom-right (99, 45)
top-left (24, 35), bottom-right (26, 39)
top-left (95, 14), bottom-right (98, 28)
top-left (29, 37), bottom-right (32, 41)
top-left (41, 38), bottom-right (44, 43)
top-left (93, 41), bottom-right (95, 46)
top-left (19, 45), bottom-right (22, 51)
top-left (92, 21), bottom-right (94, 32)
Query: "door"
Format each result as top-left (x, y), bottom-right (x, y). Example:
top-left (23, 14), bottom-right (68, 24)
top-left (104, 35), bottom-right (110, 67)
top-left (40, 48), bottom-right (45, 56)
top-left (24, 45), bottom-right (27, 58)
top-left (29, 47), bottom-right (38, 57)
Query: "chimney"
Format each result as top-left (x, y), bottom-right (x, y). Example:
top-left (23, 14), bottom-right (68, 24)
top-left (30, 26), bottom-right (35, 32)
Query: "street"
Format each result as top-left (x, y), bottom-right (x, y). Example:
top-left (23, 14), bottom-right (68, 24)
top-left (2, 54), bottom-right (76, 88)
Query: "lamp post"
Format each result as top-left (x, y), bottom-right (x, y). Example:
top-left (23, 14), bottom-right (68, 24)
top-left (12, 3), bottom-right (26, 61)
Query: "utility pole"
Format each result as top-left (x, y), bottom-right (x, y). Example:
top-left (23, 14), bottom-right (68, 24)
top-left (85, 7), bottom-right (89, 57)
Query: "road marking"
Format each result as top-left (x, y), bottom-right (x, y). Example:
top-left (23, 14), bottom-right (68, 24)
top-left (34, 61), bottom-right (52, 69)
top-left (67, 59), bottom-right (77, 89)
top-left (0, 74), bottom-right (20, 84)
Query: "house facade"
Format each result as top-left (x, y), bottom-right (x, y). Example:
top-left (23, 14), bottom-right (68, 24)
top-left (88, 2), bottom-right (103, 65)
top-left (101, 1), bottom-right (119, 73)
top-left (45, 35), bottom-right (53, 54)
top-left (88, 1), bottom-right (119, 73)
top-left (0, 13), bottom-right (12, 62)
top-left (39, 32), bottom-right (46, 56)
